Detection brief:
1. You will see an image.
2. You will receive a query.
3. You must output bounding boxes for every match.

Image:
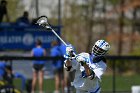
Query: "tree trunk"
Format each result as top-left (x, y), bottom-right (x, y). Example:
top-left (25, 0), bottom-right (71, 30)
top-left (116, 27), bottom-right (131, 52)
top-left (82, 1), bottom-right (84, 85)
top-left (86, 0), bottom-right (95, 52)
top-left (118, 0), bottom-right (124, 55)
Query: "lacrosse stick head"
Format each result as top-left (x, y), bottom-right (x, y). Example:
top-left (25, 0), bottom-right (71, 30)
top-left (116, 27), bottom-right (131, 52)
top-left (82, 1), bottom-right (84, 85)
top-left (36, 16), bottom-right (50, 28)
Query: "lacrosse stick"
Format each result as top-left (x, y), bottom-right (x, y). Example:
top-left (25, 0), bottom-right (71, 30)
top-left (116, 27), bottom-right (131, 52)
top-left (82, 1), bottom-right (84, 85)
top-left (36, 16), bottom-right (67, 46)
top-left (36, 16), bottom-right (76, 57)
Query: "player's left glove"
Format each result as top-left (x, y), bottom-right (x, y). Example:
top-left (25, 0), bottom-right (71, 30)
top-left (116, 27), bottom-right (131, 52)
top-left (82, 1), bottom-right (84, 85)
top-left (64, 45), bottom-right (75, 61)
top-left (66, 45), bottom-right (74, 57)
top-left (75, 55), bottom-right (87, 65)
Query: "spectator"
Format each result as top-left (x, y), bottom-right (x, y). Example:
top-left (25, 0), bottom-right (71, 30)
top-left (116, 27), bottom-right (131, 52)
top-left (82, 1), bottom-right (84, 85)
top-left (50, 40), bottom-right (64, 93)
top-left (0, 61), bottom-right (6, 79)
top-left (0, 0), bottom-right (9, 23)
top-left (31, 39), bottom-right (46, 93)
top-left (16, 11), bottom-right (30, 26)
top-left (3, 65), bottom-right (14, 85)
top-left (0, 61), bottom-right (24, 93)
top-left (14, 72), bottom-right (26, 92)
top-left (0, 61), bottom-right (14, 85)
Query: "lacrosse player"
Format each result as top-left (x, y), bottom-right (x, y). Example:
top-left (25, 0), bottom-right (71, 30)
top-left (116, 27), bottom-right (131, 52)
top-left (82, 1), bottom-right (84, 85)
top-left (64, 40), bottom-right (110, 93)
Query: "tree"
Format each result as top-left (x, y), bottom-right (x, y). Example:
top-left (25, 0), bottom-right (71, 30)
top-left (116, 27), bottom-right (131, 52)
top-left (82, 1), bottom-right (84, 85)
top-left (6, 0), bottom-right (21, 22)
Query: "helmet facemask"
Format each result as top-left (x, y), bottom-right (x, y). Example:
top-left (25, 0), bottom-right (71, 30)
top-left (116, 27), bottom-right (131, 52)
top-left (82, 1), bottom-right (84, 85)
top-left (92, 45), bottom-right (107, 56)
top-left (92, 40), bottom-right (110, 56)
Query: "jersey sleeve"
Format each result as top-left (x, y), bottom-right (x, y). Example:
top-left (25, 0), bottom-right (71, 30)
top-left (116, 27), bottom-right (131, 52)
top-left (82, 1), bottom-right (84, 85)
top-left (92, 61), bottom-right (107, 80)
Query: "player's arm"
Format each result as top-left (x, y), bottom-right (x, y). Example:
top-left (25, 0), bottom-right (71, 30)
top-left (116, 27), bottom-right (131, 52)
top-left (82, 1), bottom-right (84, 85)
top-left (64, 45), bottom-right (75, 71)
top-left (76, 55), bottom-right (95, 80)
top-left (82, 64), bottom-right (95, 80)
top-left (64, 59), bottom-right (72, 71)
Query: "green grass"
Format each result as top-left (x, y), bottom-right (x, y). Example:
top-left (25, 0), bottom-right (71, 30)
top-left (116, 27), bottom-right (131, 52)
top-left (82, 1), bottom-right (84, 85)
top-left (43, 79), bottom-right (55, 93)
top-left (14, 78), bottom-right (55, 93)
top-left (101, 74), bottom-right (140, 92)
top-left (13, 74), bottom-right (140, 92)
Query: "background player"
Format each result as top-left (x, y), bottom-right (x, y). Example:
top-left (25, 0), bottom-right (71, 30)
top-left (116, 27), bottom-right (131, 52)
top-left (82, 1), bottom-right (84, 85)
top-left (31, 39), bottom-right (46, 93)
top-left (50, 40), bottom-right (64, 93)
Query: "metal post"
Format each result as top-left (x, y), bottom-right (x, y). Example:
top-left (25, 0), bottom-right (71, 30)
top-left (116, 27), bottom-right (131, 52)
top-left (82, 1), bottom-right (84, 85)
top-left (103, 0), bottom-right (108, 36)
top-left (118, 0), bottom-right (124, 55)
top-left (58, 0), bottom-right (61, 25)
top-left (35, 0), bottom-right (39, 17)
top-left (112, 60), bottom-right (116, 93)
top-left (130, 7), bottom-right (138, 52)
top-left (58, 0), bottom-right (62, 44)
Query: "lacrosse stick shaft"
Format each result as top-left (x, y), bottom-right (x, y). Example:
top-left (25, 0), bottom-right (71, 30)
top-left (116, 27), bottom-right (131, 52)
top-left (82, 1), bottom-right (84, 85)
top-left (50, 27), bottom-right (77, 57)
top-left (46, 26), bottom-right (77, 57)
top-left (46, 26), bottom-right (68, 46)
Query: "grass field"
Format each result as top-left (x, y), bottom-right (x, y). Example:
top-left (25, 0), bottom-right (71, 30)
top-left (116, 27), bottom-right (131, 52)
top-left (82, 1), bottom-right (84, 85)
top-left (101, 74), bottom-right (140, 92)
top-left (14, 74), bottom-right (140, 93)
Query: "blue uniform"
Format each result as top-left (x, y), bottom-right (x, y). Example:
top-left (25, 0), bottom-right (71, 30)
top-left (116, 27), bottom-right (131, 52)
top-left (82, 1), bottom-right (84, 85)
top-left (32, 47), bottom-right (45, 65)
top-left (51, 46), bottom-right (63, 69)
top-left (0, 62), bottom-right (6, 78)
top-left (59, 43), bottom-right (66, 56)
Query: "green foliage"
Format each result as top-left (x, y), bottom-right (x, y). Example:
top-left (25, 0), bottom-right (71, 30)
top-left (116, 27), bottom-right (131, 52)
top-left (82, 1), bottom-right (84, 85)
top-left (131, 45), bottom-right (140, 56)
top-left (108, 0), bottom-right (120, 5)
top-left (107, 59), bottom-right (140, 74)
top-left (6, 0), bottom-right (23, 22)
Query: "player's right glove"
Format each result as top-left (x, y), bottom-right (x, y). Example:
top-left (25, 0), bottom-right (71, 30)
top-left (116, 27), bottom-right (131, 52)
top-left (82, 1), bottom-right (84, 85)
top-left (75, 55), bottom-right (87, 65)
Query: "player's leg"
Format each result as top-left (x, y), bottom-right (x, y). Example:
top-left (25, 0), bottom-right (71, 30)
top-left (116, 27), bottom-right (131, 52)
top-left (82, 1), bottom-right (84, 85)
top-left (64, 69), bottom-right (69, 93)
top-left (54, 70), bottom-right (60, 93)
top-left (38, 64), bottom-right (45, 93)
top-left (38, 70), bottom-right (44, 93)
top-left (31, 71), bottom-right (38, 93)
top-left (59, 68), bottom-right (64, 93)
top-left (31, 64), bottom-right (40, 93)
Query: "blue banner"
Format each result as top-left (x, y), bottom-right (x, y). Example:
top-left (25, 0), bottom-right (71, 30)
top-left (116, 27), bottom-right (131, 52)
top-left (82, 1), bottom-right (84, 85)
top-left (0, 26), bottom-right (61, 50)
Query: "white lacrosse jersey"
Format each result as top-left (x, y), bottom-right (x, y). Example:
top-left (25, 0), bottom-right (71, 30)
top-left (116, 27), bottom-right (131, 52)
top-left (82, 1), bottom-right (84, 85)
top-left (64, 52), bottom-right (107, 91)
